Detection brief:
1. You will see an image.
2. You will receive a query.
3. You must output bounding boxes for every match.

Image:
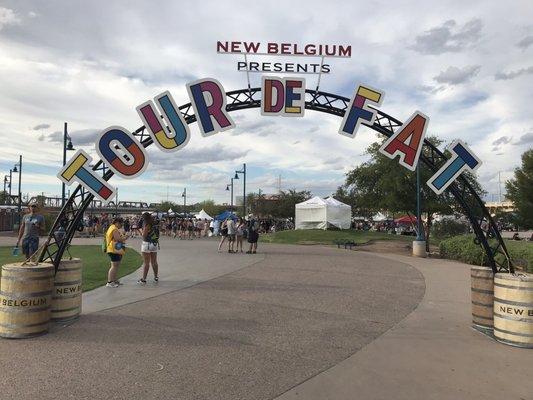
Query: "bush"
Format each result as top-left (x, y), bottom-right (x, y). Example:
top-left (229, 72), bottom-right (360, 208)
top-left (439, 235), bottom-right (533, 273)
top-left (433, 219), bottom-right (469, 239)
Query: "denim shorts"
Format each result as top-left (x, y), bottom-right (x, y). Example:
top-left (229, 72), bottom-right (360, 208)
top-left (22, 237), bottom-right (39, 257)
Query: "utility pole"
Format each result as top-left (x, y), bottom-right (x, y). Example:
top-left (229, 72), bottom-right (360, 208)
top-left (234, 163), bottom-right (247, 216)
top-left (62, 122), bottom-right (75, 206)
top-left (498, 171), bottom-right (502, 203)
top-left (182, 188), bottom-right (187, 214)
top-left (115, 188), bottom-right (119, 216)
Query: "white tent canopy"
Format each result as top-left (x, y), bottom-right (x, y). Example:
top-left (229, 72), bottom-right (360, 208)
top-left (295, 196), bottom-right (352, 230)
top-left (195, 209), bottom-right (213, 220)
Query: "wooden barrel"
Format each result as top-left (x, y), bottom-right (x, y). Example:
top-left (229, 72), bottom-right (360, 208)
top-left (0, 263), bottom-right (54, 338)
top-left (494, 273), bottom-right (533, 348)
top-left (52, 258), bottom-right (82, 322)
top-left (471, 266), bottom-right (494, 330)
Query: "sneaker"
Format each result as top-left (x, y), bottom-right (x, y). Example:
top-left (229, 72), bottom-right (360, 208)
top-left (154, 276), bottom-right (159, 283)
top-left (114, 280), bottom-right (123, 285)
top-left (137, 279), bottom-right (146, 285)
top-left (106, 282), bottom-right (119, 288)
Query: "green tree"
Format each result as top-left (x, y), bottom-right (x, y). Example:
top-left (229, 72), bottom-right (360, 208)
top-left (505, 149), bottom-right (533, 228)
top-left (194, 199), bottom-right (227, 217)
top-left (337, 136), bottom-right (485, 250)
top-left (246, 189), bottom-right (311, 218)
top-left (157, 201), bottom-right (178, 213)
top-left (276, 189), bottom-right (312, 218)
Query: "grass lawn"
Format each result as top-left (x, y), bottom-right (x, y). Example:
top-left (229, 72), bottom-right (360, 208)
top-left (262, 229), bottom-right (413, 245)
top-left (0, 245), bottom-right (143, 292)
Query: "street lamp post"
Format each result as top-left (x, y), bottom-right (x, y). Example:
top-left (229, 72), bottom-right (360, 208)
top-left (12, 156), bottom-right (22, 225)
top-left (62, 122), bottom-right (75, 206)
top-left (182, 188), bottom-right (187, 214)
top-left (226, 178), bottom-right (234, 210)
top-left (234, 163), bottom-right (246, 216)
top-left (8, 169), bottom-right (12, 204)
top-left (413, 163), bottom-right (426, 257)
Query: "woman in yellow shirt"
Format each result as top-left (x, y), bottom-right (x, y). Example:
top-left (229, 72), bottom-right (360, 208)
top-left (105, 217), bottom-right (127, 288)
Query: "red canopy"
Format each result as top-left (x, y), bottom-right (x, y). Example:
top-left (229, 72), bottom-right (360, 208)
top-left (394, 215), bottom-right (417, 224)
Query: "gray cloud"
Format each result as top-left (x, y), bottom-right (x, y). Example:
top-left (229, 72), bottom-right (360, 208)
top-left (32, 123), bottom-right (50, 130)
top-left (39, 129), bottom-right (101, 145)
top-left (232, 119), bottom-right (276, 136)
top-left (495, 66), bottom-right (533, 80)
top-left (411, 19), bottom-right (483, 55)
top-left (433, 65), bottom-right (481, 85)
top-left (149, 144), bottom-right (249, 172)
top-left (492, 136), bottom-right (510, 146)
top-left (517, 35), bottom-right (533, 50)
top-left (418, 84), bottom-right (445, 94)
top-left (0, 7), bottom-right (20, 30)
top-left (515, 132), bottom-right (533, 145)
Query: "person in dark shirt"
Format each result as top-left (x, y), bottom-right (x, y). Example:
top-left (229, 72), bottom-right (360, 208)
top-left (16, 202), bottom-right (45, 259)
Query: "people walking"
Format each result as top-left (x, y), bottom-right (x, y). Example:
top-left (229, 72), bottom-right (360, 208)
top-left (138, 212), bottom-right (159, 285)
top-left (105, 217), bottom-right (127, 288)
top-left (246, 214), bottom-right (259, 254)
top-left (16, 202), bottom-right (45, 260)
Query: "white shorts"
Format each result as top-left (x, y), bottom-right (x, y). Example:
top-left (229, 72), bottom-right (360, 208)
top-left (141, 241), bottom-right (158, 253)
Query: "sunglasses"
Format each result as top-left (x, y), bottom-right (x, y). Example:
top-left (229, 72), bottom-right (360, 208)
top-left (30, 205), bottom-right (37, 208)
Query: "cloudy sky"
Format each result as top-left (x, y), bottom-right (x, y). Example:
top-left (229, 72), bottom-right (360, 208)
top-left (0, 0), bottom-right (532, 205)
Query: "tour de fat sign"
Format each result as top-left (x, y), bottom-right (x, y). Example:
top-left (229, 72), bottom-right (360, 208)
top-left (58, 42), bottom-right (482, 202)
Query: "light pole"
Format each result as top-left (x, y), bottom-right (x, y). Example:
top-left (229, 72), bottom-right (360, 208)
top-left (234, 163), bottom-right (246, 216)
top-left (12, 156), bottom-right (22, 225)
top-left (8, 169), bottom-right (12, 204)
top-left (62, 122), bottom-right (75, 206)
top-left (413, 163), bottom-right (426, 257)
top-left (115, 188), bottom-right (119, 216)
top-left (182, 188), bottom-right (187, 215)
top-left (226, 178), bottom-right (234, 211)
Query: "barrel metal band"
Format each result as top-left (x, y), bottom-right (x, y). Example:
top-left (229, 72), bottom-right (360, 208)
top-left (471, 288), bottom-right (493, 295)
top-left (1, 276), bottom-right (53, 282)
top-left (472, 320), bottom-right (492, 328)
top-left (52, 306), bottom-right (81, 313)
top-left (0, 320), bottom-right (49, 329)
top-left (494, 325), bottom-right (533, 337)
top-left (472, 313), bottom-right (493, 321)
top-left (494, 297), bottom-right (533, 307)
top-left (470, 275), bottom-right (493, 280)
top-left (0, 305), bottom-right (50, 313)
top-left (471, 300), bottom-right (493, 307)
top-left (53, 293), bottom-right (82, 299)
top-left (54, 280), bottom-right (82, 287)
top-left (494, 311), bottom-right (533, 323)
top-left (0, 330), bottom-right (48, 338)
top-left (0, 290), bottom-right (52, 298)
top-left (494, 282), bottom-right (533, 291)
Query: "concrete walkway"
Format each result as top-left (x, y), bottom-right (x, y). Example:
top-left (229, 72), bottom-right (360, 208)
top-left (0, 238), bottom-right (531, 400)
top-left (276, 253), bottom-right (533, 400)
top-left (81, 237), bottom-right (267, 314)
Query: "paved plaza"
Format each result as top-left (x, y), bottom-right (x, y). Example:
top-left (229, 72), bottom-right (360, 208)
top-left (0, 238), bottom-right (531, 400)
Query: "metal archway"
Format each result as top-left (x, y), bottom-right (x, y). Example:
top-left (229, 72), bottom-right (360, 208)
top-left (39, 87), bottom-right (513, 274)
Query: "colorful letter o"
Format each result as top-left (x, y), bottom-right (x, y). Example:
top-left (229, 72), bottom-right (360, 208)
top-left (95, 126), bottom-right (149, 179)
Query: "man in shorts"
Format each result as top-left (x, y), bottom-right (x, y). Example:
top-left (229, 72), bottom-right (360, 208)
top-left (16, 202), bottom-right (45, 259)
